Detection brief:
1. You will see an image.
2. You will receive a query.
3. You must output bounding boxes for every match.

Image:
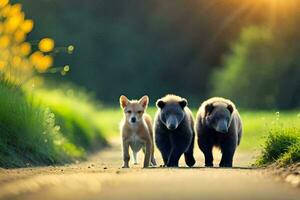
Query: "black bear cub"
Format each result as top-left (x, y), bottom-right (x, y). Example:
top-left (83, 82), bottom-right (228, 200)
top-left (195, 97), bottom-right (242, 167)
top-left (154, 94), bottom-right (195, 167)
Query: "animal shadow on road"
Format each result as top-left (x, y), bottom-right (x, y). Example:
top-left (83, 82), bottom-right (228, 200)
top-left (141, 166), bottom-right (257, 170)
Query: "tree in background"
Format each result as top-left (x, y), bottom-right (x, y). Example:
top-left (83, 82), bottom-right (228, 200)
top-left (211, 24), bottom-right (300, 109)
top-left (17, 0), bottom-right (268, 103)
top-left (14, 0), bottom-right (300, 108)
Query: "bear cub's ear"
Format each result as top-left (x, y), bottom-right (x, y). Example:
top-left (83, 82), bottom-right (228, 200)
top-left (205, 104), bottom-right (214, 115)
top-left (227, 104), bottom-right (234, 113)
top-left (156, 99), bottom-right (165, 109)
top-left (179, 98), bottom-right (188, 109)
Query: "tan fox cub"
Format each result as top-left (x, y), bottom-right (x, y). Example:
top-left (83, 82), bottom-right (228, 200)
top-left (119, 95), bottom-right (156, 168)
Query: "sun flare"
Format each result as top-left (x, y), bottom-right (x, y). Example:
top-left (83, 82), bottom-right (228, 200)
top-left (255, 0), bottom-right (297, 8)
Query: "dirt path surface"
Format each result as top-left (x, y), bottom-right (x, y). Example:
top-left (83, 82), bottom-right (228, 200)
top-left (1, 138), bottom-right (300, 200)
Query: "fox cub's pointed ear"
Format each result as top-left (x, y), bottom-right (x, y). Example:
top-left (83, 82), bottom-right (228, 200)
top-left (139, 95), bottom-right (149, 109)
top-left (120, 95), bottom-right (129, 109)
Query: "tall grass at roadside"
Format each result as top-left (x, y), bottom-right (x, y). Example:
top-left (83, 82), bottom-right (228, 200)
top-left (0, 81), bottom-right (84, 168)
top-left (277, 140), bottom-right (300, 166)
top-left (32, 86), bottom-right (108, 151)
top-left (255, 113), bottom-right (300, 166)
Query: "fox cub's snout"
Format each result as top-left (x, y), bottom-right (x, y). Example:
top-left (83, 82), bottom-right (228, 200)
top-left (119, 95), bottom-right (156, 168)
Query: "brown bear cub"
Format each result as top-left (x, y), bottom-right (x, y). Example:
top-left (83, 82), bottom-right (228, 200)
top-left (119, 95), bottom-right (156, 168)
top-left (154, 94), bottom-right (196, 167)
top-left (195, 97), bottom-right (242, 167)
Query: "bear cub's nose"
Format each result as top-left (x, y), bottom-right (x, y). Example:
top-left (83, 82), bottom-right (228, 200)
top-left (167, 123), bottom-right (176, 130)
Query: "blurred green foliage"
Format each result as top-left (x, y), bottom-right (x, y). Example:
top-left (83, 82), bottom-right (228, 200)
top-left (14, 0), bottom-right (300, 108)
top-left (212, 24), bottom-right (300, 109)
top-left (9, 0), bottom-right (299, 109)
top-left (33, 86), bottom-right (108, 151)
top-left (14, 0), bottom-right (300, 109)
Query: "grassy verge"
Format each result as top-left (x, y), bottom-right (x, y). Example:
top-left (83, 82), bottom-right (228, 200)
top-left (32, 87), bottom-right (108, 151)
top-left (239, 111), bottom-right (300, 151)
top-left (255, 117), bottom-right (300, 167)
top-left (0, 81), bottom-right (108, 168)
top-left (0, 81), bottom-right (84, 168)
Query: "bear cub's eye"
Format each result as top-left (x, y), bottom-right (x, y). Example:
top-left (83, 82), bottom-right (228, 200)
top-left (206, 116), bottom-right (212, 121)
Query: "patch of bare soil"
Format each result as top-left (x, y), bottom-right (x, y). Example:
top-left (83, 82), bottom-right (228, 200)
top-left (270, 163), bottom-right (300, 188)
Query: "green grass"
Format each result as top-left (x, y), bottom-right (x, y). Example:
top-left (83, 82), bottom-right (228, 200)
top-left (0, 81), bottom-right (109, 168)
top-left (99, 107), bottom-right (300, 151)
top-left (238, 111), bottom-right (300, 151)
top-left (0, 81), bottom-right (84, 168)
top-left (32, 87), bottom-right (108, 151)
top-left (255, 116), bottom-right (300, 166)
top-left (277, 141), bottom-right (300, 166)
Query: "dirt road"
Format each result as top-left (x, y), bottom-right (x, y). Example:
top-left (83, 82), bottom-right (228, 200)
top-left (1, 138), bottom-right (300, 200)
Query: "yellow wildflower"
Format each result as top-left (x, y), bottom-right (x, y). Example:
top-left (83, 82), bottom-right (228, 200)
top-left (5, 13), bottom-right (24, 32)
top-left (14, 30), bottom-right (25, 42)
top-left (19, 42), bottom-right (31, 56)
top-left (7, 3), bottom-right (22, 16)
top-left (30, 51), bottom-right (43, 65)
top-left (0, 0), bottom-right (9, 8)
top-left (31, 51), bottom-right (53, 72)
top-left (0, 35), bottom-right (10, 48)
top-left (39, 38), bottom-right (54, 53)
top-left (37, 55), bottom-right (53, 72)
top-left (20, 20), bottom-right (34, 33)
top-left (1, 4), bottom-right (11, 16)
top-left (0, 1), bottom-right (57, 83)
